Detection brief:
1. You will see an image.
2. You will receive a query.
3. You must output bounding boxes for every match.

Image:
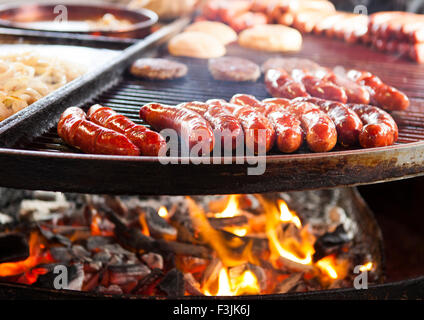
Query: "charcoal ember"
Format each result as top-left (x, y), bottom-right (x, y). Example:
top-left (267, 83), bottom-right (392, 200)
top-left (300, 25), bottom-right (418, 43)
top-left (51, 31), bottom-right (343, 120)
top-left (140, 207), bottom-right (177, 240)
top-left (104, 196), bottom-right (129, 218)
top-left (201, 258), bottom-right (222, 288)
top-left (20, 193), bottom-right (69, 221)
top-left (50, 247), bottom-right (73, 264)
top-left (274, 273), bottom-right (304, 294)
top-left (33, 191), bottom-right (62, 201)
top-left (313, 225), bottom-right (351, 262)
top-left (97, 284), bottom-right (123, 294)
top-left (228, 263), bottom-right (267, 292)
top-left (33, 263), bottom-right (84, 291)
top-left (82, 272), bottom-right (100, 291)
top-left (0, 212), bottom-right (13, 225)
top-left (183, 273), bottom-right (204, 296)
top-left (141, 252), bottom-right (164, 270)
top-left (38, 226), bottom-right (71, 247)
top-left (176, 255), bottom-right (209, 274)
top-left (108, 264), bottom-right (151, 285)
top-left (158, 268), bottom-right (185, 297)
top-left (102, 243), bottom-right (134, 258)
top-left (85, 261), bottom-right (103, 272)
top-left (131, 268), bottom-right (164, 295)
top-left (86, 236), bottom-right (114, 251)
top-left (0, 233), bottom-right (29, 263)
top-left (92, 250), bottom-right (112, 263)
top-left (72, 245), bottom-right (92, 263)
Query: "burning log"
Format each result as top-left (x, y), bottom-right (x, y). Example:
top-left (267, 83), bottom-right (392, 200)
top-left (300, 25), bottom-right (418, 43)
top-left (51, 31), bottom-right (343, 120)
top-left (0, 233), bottom-right (29, 263)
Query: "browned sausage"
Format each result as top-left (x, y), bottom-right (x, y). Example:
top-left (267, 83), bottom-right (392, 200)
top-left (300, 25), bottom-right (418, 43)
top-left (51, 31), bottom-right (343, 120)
top-left (207, 99), bottom-right (275, 153)
top-left (58, 107), bottom-right (140, 156)
top-left (347, 69), bottom-right (410, 110)
top-left (297, 97), bottom-right (364, 147)
top-left (263, 98), bottom-right (337, 152)
top-left (325, 72), bottom-right (370, 104)
top-left (87, 105), bottom-right (166, 156)
top-left (139, 103), bottom-right (215, 154)
top-left (291, 69), bottom-right (348, 103)
top-left (348, 103), bottom-right (398, 148)
top-left (265, 68), bottom-right (309, 99)
top-left (231, 94), bottom-right (303, 153)
top-left (178, 101), bottom-right (244, 151)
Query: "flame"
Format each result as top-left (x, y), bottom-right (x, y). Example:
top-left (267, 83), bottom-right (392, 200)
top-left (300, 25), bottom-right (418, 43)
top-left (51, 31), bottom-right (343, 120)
top-left (359, 262), bottom-right (373, 272)
top-left (187, 197), bottom-right (253, 267)
top-left (158, 206), bottom-right (169, 218)
top-left (214, 195), bottom-right (240, 218)
top-left (0, 232), bottom-right (52, 283)
top-left (90, 213), bottom-right (114, 237)
top-left (278, 200), bottom-right (302, 228)
top-left (224, 226), bottom-right (248, 237)
top-left (261, 196), bottom-right (314, 267)
top-left (316, 256), bottom-right (338, 279)
top-left (204, 267), bottom-right (260, 296)
top-left (139, 213), bottom-right (150, 237)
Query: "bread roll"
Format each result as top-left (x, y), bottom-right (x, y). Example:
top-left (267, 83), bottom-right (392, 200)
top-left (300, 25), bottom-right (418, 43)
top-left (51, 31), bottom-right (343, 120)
top-left (238, 24), bottom-right (302, 52)
top-left (185, 21), bottom-right (237, 45)
top-left (168, 31), bottom-right (226, 59)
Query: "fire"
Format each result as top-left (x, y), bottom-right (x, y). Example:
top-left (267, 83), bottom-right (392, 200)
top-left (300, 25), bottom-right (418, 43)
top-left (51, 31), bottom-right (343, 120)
top-left (316, 256), bottom-right (338, 279)
top-left (278, 200), bottom-right (302, 228)
top-left (224, 226), bottom-right (248, 237)
top-left (158, 206), bottom-right (169, 218)
top-left (359, 262), bottom-right (373, 272)
top-left (261, 196), bottom-right (314, 267)
top-left (0, 232), bottom-right (52, 283)
top-left (204, 267), bottom-right (260, 296)
top-left (139, 213), bottom-right (150, 237)
top-left (214, 195), bottom-right (240, 218)
top-left (90, 212), bottom-right (114, 237)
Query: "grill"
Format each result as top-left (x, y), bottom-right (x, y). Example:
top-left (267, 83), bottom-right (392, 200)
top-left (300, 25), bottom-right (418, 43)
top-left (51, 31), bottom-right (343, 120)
top-left (0, 14), bottom-right (422, 301)
top-left (1, 35), bottom-right (424, 194)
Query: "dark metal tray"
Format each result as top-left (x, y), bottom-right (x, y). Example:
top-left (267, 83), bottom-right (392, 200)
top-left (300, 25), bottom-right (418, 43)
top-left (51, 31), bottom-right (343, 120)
top-left (0, 33), bottom-right (424, 195)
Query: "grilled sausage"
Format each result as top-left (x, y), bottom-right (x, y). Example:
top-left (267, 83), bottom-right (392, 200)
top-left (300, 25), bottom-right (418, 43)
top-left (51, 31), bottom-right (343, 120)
top-left (263, 98), bottom-right (337, 152)
top-left (139, 103), bottom-right (215, 154)
top-left (297, 97), bottom-right (363, 147)
top-left (207, 99), bottom-right (275, 153)
top-left (58, 107), bottom-right (140, 156)
top-left (347, 69), bottom-right (410, 111)
top-left (348, 103), bottom-right (398, 148)
top-left (230, 94), bottom-right (303, 153)
top-left (179, 101), bottom-right (244, 151)
top-left (87, 105), bottom-right (166, 156)
top-left (291, 69), bottom-right (348, 103)
top-left (265, 68), bottom-right (309, 99)
top-left (325, 72), bottom-right (370, 104)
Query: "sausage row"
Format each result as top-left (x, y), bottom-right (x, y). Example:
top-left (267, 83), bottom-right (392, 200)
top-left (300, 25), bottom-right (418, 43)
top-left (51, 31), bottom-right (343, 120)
top-left (263, 58), bottom-right (409, 111)
top-left (58, 94), bottom-right (399, 156)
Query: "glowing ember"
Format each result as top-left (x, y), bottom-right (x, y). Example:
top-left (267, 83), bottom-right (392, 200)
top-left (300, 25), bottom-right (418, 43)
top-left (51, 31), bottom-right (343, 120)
top-left (139, 213), bottom-right (150, 237)
top-left (158, 206), bottom-right (168, 218)
top-left (0, 232), bottom-right (52, 283)
top-left (214, 195), bottom-right (240, 218)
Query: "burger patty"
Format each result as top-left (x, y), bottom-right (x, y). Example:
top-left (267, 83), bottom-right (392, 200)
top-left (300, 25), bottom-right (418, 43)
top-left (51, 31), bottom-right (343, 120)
top-left (130, 58), bottom-right (188, 80)
top-left (208, 56), bottom-right (261, 82)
